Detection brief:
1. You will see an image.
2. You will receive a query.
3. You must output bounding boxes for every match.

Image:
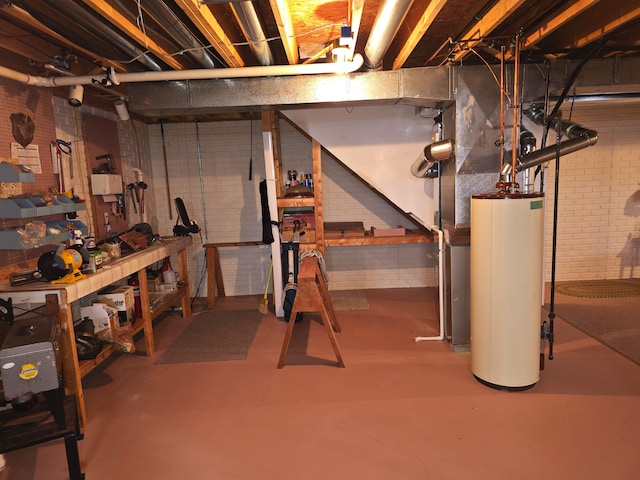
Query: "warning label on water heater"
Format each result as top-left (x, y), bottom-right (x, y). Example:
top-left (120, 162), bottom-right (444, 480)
top-left (530, 200), bottom-right (543, 210)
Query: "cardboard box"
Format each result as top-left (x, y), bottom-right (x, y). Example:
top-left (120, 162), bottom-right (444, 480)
top-left (80, 304), bottom-right (118, 333)
top-left (96, 285), bottom-right (135, 324)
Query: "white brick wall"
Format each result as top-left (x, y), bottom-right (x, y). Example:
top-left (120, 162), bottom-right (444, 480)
top-left (543, 102), bottom-right (640, 281)
top-left (51, 97), bottom-right (151, 239)
top-left (55, 99), bottom-right (638, 296)
top-left (148, 118), bottom-right (437, 297)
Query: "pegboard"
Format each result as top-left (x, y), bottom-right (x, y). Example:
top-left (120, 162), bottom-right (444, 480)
top-left (83, 113), bottom-right (128, 242)
top-left (0, 67), bottom-right (61, 269)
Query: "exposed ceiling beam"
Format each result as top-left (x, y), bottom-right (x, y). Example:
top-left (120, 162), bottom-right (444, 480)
top-left (393, 0), bottom-right (448, 70)
top-left (81, 0), bottom-right (186, 70)
top-left (521, 0), bottom-right (599, 51)
top-left (452, 0), bottom-right (527, 63)
top-left (270, 0), bottom-right (298, 64)
top-left (556, 5), bottom-right (640, 55)
top-left (0, 21), bottom-right (57, 64)
top-left (347, 0), bottom-right (365, 62)
top-left (175, 0), bottom-right (245, 67)
top-left (0, 3), bottom-right (125, 72)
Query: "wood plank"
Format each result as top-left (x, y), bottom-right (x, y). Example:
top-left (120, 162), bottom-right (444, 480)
top-left (312, 138), bottom-right (324, 255)
top-left (81, 0), bottom-right (186, 70)
top-left (452, 0), bottom-right (526, 63)
top-left (175, 0), bottom-right (245, 67)
top-left (393, 0), bottom-right (448, 70)
top-left (269, 0), bottom-right (299, 64)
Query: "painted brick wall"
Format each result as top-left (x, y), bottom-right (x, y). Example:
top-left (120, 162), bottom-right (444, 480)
top-left (148, 118), bottom-right (437, 297)
top-left (543, 102), bottom-right (640, 281)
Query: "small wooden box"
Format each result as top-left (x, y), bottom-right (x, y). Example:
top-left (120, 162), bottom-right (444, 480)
top-left (371, 226), bottom-right (406, 237)
top-left (324, 221), bottom-right (365, 238)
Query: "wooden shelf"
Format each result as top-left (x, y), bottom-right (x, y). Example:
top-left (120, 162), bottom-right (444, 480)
top-left (78, 284), bottom-right (187, 378)
top-left (324, 229), bottom-right (433, 247)
top-left (277, 197), bottom-right (315, 208)
top-left (150, 284), bottom-right (187, 320)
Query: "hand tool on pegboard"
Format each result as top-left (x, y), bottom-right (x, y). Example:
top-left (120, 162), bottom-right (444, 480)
top-left (126, 183), bottom-right (137, 213)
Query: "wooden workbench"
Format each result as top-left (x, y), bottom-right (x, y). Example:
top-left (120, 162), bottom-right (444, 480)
top-left (0, 235), bottom-right (193, 428)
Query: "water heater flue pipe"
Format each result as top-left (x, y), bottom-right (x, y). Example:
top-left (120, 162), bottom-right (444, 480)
top-left (410, 139), bottom-right (454, 178)
top-left (516, 108), bottom-right (598, 172)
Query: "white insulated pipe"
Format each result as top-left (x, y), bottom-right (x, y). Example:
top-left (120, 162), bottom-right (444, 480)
top-left (415, 225), bottom-right (445, 342)
top-left (0, 54), bottom-right (364, 88)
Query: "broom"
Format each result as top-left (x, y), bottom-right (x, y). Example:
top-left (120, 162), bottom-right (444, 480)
top-left (258, 261), bottom-right (273, 314)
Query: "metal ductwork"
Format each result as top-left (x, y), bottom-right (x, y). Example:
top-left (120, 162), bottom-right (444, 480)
top-left (364, 0), bottom-right (415, 70)
top-left (138, 0), bottom-right (218, 69)
top-left (516, 107), bottom-right (599, 172)
top-left (13, 0), bottom-right (165, 71)
top-left (232, 1), bottom-right (274, 66)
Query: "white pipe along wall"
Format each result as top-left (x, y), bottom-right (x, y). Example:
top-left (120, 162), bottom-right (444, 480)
top-left (0, 55), bottom-right (364, 87)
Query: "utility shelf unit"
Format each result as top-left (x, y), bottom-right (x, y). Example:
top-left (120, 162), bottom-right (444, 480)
top-left (270, 114), bottom-right (433, 252)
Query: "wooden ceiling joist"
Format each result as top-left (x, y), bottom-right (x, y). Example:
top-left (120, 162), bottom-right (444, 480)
top-left (393, 0), bottom-right (449, 70)
top-left (270, 0), bottom-right (299, 64)
top-left (452, 0), bottom-right (527, 63)
top-left (1, 4), bottom-right (125, 73)
top-left (175, 0), bottom-right (245, 68)
top-left (81, 0), bottom-right (186, 70)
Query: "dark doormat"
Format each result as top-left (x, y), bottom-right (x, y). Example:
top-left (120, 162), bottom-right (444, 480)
top-left (555, 279), bottom-right (640, 298)
top-left (156, 310), bottom-right (262, 364)
top-left (329, 290), bottom-right (369, 310)
top-left (546, 281), bottom-right (640, 365)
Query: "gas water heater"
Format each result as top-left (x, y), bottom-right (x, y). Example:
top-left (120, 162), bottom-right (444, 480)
top-left (470, 192), bottom-right (544, 390)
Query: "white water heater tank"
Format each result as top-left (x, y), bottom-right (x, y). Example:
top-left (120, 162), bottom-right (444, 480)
top-left (470, 192), bottom-right (545, 390)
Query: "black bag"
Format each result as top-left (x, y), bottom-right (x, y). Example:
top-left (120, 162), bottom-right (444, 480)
top-left (75, 318), bottom-right (104, 360)
top-left (281, 242), bottom-right (303, 323)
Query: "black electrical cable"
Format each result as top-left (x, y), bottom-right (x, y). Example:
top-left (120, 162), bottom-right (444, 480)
top-left (541, 41), bottom-right (605, 361)
top-left (547, 137), bottom-right (562, 360)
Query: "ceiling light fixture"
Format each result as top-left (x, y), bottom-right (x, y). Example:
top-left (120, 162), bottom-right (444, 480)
top-left (114, 99), bottom-right (130, 121)
top-left (68, 85), bottom-right (83, 107)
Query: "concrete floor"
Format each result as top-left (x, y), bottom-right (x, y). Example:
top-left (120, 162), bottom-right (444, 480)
top-left (2, 288), bottom-right (640, 479)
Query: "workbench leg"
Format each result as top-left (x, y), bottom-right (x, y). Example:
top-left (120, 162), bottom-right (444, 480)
top-left (51, 295), bottom-right (87, 428)
top-left (63, 432), bottom-right (85, 480)
top-left (137, 269), bottom-right (155, 356)
top-left (206, 246), bottom-right (226, 309)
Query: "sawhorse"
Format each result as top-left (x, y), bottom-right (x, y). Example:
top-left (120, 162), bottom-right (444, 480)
top-left (277, 256), bottom-right (345, 368)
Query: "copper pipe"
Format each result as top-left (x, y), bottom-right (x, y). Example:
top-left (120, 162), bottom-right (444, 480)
top-left (499, 45), bottom-right (505, 169)
top-left (511, 36), bottom-right (521, 188)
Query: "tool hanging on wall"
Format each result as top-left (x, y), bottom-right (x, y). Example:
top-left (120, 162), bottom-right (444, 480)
top-left (57, 139), bottom-right (73, 180)
top-left (126, 183), bottom-right (137, 214)
top-left (137, 180), bottom-right (147, 214)
top-left (50, 141), bottom-right (64, 192)
top-left (94, 153), bottom-right (115, 174)
top-left (160, 123), bottom-right (172, 219)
